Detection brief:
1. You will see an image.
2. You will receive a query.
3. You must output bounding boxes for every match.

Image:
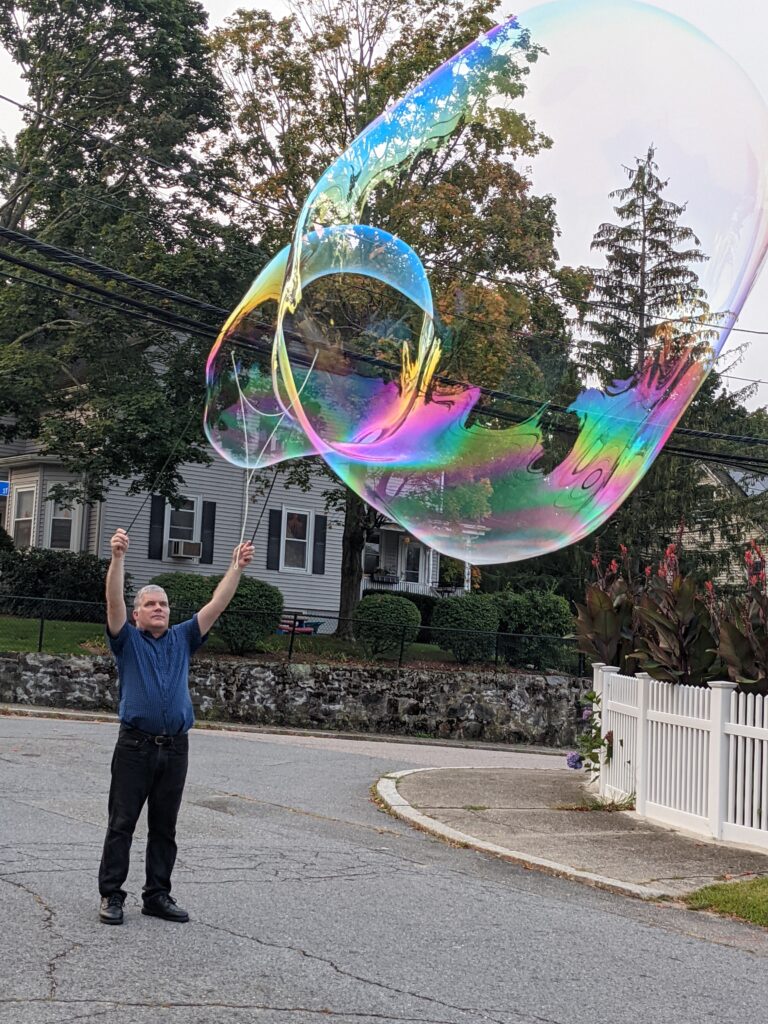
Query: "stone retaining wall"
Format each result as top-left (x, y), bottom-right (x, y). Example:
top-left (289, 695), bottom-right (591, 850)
top-left (0, 652), bottom-right (590, 746)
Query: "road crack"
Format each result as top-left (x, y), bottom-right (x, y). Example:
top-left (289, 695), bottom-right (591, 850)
top-left (196, 917), bottom-right (563, 1024)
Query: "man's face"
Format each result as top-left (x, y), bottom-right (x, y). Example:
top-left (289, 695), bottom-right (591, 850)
top-left (133, 590), bottom-right (170, 635)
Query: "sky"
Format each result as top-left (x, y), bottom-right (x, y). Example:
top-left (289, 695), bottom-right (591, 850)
top-left (2, 0), bottom-right (768, 403)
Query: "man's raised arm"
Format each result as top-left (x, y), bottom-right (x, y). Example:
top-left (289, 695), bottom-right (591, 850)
top-left (197, 542), bottom-right (254, 637)
top-left (106, 528), bottom-right (129, 637)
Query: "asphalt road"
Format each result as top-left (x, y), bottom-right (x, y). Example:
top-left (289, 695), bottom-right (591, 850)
top-left (2, 716), bottom-right (768, 1024)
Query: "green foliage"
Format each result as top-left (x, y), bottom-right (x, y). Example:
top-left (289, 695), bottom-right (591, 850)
top-left (0, 0), bottom-right (260, 503)
top-left (572, 691), bottom-right (613, 776)
top-left (430, 594), bottom-right (499, 664)
top-left (630, 572), bottom-right (721, 686)
top-left (574, 540), bottom-right (723, 686)
top-left (494, 589), bottom-right (574, 670)
top-left (574, 578), bottom-right (640, 675)
top-left (367, 590), bottom-right (439, 643)
top-left (149, 572), bottom-right (283, 655)
top-left (354, 594), bottom-right (421, 659)
top-left (581, 144), bottom-right (710, 385)
top-left (717, 544), bottom-right (768, 688)
top-left (0, 547), bottom-right (120, 618)
top-left (718, 593), bottom-right (768, 687)
top-left (0, 525), bottom-right (13, 552)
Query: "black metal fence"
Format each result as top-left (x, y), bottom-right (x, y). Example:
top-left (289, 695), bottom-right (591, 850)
top-left (0, 594), bottom-right (587, 675)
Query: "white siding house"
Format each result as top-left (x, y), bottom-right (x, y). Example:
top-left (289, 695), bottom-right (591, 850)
top-left (0, 443), bottom-right (451, 613)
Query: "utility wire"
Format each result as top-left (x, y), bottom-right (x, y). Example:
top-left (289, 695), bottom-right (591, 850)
top-left (2, 223), bottom-right (768, 418)
top-left (5, 243), bottom-right (768, 457)
top-left (5, 260), bottom-right (768, 474)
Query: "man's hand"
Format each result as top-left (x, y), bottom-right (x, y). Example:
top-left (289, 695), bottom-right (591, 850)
top-left (233, 541), bottom-right (254, 570)
top-left (110, 528), bottom-right (129, 561)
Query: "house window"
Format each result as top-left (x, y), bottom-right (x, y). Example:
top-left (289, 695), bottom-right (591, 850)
top-left (282, 510), bottom-right (311, 571)
top-left (363, 529), bottom-right (380, 574)
top-left (148, 494), bottom-right (215, 563)
top-left (403, 540), bottom-right (422, 583)
top-left (168, 497), bottom-right (197, 542)
top-left (48, 499), bottom-right (75, 549)
top-left (12, 488), bottom-right (35, 547)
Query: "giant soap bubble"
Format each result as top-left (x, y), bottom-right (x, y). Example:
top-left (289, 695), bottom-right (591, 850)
top-left (205, 0), bottom-right (768, 564)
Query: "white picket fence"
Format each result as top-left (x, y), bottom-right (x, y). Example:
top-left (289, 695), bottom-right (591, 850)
top-left (594, 663), bottom-right (768, 851)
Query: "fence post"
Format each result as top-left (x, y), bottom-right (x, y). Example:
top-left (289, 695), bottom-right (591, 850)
top-left (708, 680), bottom-right (737, 840)
top-left (397, 624), bottom-right (406, 667)
top-left (287, 612), bottom-right (298, 663)
top-left (37, 605), bottom-right (46, 653)
top-left (634, 672), bottom-right (651, 816)
top-left (594, 664), bottom-right (619, 799)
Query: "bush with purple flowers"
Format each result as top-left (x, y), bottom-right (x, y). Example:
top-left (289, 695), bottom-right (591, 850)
top-left (566, 689), bottom-right (612, 776)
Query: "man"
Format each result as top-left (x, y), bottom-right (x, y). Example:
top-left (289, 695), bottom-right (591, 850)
top-left (98, 527), bottom-right (254, 925)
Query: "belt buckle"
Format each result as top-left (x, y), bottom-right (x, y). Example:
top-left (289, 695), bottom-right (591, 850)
top-left (154, 735), bottom-right (168, 746)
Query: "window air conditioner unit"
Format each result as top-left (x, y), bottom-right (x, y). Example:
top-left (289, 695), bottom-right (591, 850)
top-left (167, 539), bottom-right (202, 559)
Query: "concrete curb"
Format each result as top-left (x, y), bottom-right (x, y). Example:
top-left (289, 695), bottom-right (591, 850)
top-left (375, 767), bottom-right (671, 901)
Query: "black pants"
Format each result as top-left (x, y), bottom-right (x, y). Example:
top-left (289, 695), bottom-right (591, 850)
top-left (98, 725), bottom-right (189, 901)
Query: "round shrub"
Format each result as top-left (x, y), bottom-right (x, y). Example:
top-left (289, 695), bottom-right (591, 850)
top-left (149, 572), bottom-right (283, 655)
top-left (430, 594), bottom-right (499, 664)
top-left (494, 589), bottom-right (574, 669)
top-left (365, 590), bottom-right (438, 643)
top-left (354, 594), bottom-right (421, 659)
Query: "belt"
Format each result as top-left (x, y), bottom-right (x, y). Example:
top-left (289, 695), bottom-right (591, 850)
top-left (121, 725), bottom-right (183, 746)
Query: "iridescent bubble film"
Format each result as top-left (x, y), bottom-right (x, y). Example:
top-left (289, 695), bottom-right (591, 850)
top-left (205, 1), bottom-right (768, 564)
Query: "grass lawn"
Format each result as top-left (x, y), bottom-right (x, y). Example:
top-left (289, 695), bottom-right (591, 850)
top-left (685, 877), bottom-right (768, 928)
top-left (0, 614), bottom-right (106, 655)
top-left (0, 615), bottom-right (455, 664)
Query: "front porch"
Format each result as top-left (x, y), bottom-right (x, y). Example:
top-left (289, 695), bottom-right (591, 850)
top-left (361, 525), bottom-right (468, 599)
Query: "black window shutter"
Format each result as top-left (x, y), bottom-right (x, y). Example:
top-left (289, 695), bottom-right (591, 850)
top-left (148, 495), bottom-right (165, 560)
top-left (200, 501), bottom-right (216, 564)
top-left (266, 509), bottom-right (281, 570)
top-left (312, 515), bottom-right (327, 575)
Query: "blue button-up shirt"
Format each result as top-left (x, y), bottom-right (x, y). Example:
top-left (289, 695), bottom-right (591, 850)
top-left (107, 616), bottom-right (207, 735)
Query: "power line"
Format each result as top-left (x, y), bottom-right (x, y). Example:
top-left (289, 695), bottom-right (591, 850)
top-left (5, 241), bottom-right (768, 457)
top-left (5, 260), bottom-right (768, 475)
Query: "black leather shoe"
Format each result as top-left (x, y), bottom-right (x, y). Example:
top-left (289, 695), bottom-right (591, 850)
top-left (99, 894), bottom-right (124, 925)
top-left (141, 894), bottom-right (189, 923)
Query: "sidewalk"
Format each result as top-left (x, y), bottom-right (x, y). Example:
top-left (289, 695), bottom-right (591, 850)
top-left (376, 766), bottom-right (768, 899)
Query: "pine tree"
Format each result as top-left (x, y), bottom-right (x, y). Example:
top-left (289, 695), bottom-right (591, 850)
top-left (581, 145), bottom-right (709, 387)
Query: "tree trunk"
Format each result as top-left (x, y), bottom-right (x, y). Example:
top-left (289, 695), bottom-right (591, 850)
top-left (336, 489), bottom-right (367, 638)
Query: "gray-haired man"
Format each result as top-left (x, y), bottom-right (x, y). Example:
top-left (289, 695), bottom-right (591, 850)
top-left (98, 527), bottom-right (253, 925)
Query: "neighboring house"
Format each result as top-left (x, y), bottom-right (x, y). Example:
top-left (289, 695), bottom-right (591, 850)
top-left (681, 464), bottom-right (767, 589)
top-left (0, 441), bottom-right (453, 613)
